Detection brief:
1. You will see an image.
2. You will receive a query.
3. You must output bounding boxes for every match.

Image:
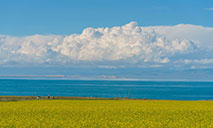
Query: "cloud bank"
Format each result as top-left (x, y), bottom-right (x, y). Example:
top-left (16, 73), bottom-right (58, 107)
top-left (0, 22), bottom-right (213, 69)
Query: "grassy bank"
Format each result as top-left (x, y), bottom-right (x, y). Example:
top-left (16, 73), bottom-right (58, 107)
top-left (0, 99), bottom-right (212, 127)
top-left (0, 96), bottom-right (130, 101)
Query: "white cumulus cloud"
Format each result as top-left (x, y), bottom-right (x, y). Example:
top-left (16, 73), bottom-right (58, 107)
top-left (0, 21), bottom-right (212, 69)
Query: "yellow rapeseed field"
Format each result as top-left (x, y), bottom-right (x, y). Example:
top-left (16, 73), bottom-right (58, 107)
top-left (0, 100), bottom-right (212, 128)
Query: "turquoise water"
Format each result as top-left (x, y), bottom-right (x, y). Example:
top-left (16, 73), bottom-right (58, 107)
top-left (0, 79), bottom-right (212, 100)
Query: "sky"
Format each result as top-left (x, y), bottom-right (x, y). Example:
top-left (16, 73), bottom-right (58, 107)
top-left (0, 0), bottom-right (213, 80)
top-left (0, 0), bottom-right (213, 35)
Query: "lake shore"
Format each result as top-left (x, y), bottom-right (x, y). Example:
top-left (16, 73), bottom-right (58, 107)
top-left (0, 96), bottom-right (138, 101)
top-left (0, 96), bottom-right (212, 101)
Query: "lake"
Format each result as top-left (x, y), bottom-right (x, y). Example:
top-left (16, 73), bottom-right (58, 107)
top-left (0, 79), bottom-right (212, 100)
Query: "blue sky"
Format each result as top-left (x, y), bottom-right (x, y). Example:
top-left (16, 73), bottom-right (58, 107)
top-left (0, 0), bottom-right (213, 80)
top-left (0, 0), bottom-right (213, 36)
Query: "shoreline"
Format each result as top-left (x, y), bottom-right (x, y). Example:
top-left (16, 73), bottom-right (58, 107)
top-left (0, 96), bottom-right (212, 101)
top-left (1, 76), bottom-right (213, 82)
top-left (0, 96), bottom-right (141, 101)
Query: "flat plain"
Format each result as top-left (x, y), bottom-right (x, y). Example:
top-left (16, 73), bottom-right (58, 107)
top-left (0, 99), bottom-right (212, 128)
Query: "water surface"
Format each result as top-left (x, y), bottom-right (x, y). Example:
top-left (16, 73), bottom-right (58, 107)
top-left (0, 79), bottom-right (212, 100)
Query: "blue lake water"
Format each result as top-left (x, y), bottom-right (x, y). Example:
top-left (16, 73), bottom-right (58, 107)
top-left (0, 79), bottom-right (212, 100)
